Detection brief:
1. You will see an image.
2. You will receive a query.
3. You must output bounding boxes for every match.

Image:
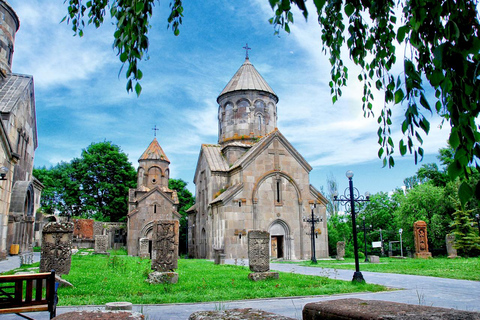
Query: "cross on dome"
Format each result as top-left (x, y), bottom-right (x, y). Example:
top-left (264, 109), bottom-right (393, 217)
top-left (243, 43), bottom-right (251, 59)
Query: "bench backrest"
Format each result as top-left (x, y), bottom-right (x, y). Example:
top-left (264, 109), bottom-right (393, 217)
top-left (0, 271), bottom-right (56, 310)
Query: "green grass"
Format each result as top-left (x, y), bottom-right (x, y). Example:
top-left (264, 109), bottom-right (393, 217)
top-left (50, 252), bottom-right (385, 305)
top-left (287, 257), bottom-right (480, 281)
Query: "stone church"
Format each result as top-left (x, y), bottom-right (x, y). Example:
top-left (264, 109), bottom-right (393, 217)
top-left (187, 56), bottom-right (329, 260)
top-left (0, 1), bottom-right (43, 260)
top-left (127, 138), bottom-right (180, 257)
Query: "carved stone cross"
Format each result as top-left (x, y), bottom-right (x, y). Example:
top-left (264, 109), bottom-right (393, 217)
top-left (268, 139), bottom-right (285, 171)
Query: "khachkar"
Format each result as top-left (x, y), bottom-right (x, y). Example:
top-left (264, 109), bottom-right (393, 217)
top-left (247, 230), bottom-right (278, 281)
top-left (414, 220), bottom-right (432, 259)
top-left (40, 222), bottom-right (74, 275)
top-left (94, 235), bottom-right (109, 255)
top-left (146, 220), bottom-right (179, 284)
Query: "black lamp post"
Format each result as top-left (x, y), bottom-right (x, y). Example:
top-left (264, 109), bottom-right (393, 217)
top-left (334, 170), bottom-right (370, 283)
top-left (357, 216), bottom-right (372, 262)
top-left (0, 166), bottom-right (8, 180)
top-left (303, 204), bottom-right (320, 264)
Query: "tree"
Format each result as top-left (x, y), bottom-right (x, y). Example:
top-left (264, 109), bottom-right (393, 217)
top-left (34, 141), bottom-right (137, 221)
top-left (451, 200), bottom-right (480, 257)
top-left (71, 141), bottom-right (137, 221)
top-left (63, 0), bottom-right (480, 204)
top-left (168, 178), bottom-right (194, 254)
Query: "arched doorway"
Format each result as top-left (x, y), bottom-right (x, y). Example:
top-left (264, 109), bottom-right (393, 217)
top-left (269, 220), bottom-right (291, 260)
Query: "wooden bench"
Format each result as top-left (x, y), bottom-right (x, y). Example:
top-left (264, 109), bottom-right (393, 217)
top-left (0, 270), bottom-right (57, 319)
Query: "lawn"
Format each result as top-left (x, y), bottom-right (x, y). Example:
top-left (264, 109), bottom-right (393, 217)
top-left (3, 251), bottom-right (386, 306)
top-left (286, 257), bottom-right (480, 281)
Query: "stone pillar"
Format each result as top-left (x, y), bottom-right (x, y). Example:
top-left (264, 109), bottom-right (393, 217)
top-left (446, 233), bottom-right (457, 259)
top-left (247, 230), bottom-right (278, 281)
top-left (139, 238), bottom-right (150, 258)
top-left (40, 222), bottom-right (74, 275)
top-left (146, 220), bottom-right (179, 284)
top-left (94, 235), bottom-right (109, 254)
top-left (414, 220), bottom-right (432, 259)
top-left (336, 241), bottom-right (345, 260)
top-left (151, 220), bottom-right (179, 272)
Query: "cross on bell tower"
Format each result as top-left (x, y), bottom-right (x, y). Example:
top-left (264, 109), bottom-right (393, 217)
top-left (243, 43), bottom-right (251, 59)
top-left (152, 125), bottom-right (159, 137)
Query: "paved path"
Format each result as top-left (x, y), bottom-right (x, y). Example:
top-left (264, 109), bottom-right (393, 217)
top-left (0, 258), bottom-right (478, 319)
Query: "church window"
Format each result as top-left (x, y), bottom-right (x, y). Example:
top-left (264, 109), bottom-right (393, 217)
top-left (258, 115), bottom-right (262, 131)
top-left (238, 201), bottom-right (241, 208)
top-left (275, 179), bottom-right (283, 204)
top-left (154, 204), bottom-right (157, 214)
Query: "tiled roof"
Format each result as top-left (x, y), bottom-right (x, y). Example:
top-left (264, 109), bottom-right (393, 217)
top-left (0, 74), bottom-right (33, 113)
top-left (139, 138), bottom-right (170, 162)
top-left (202, 144), bottom-right (229, 172)
top-left (217, 58), bottom-right (277, 101)
top-left (210, 183), bottom-right (243, 205)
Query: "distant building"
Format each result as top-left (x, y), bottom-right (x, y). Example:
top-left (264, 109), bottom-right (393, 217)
top-left (127, 138), bottom-right (180, 257)
top-left (188, 57), bottom-right (328, 260)
top-left (0, 0), bottom-right (43, 259)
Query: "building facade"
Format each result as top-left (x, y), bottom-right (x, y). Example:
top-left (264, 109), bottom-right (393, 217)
top-left (127, 138), bottom-right (180, 257)
top-left (0, 0), bottom-right (42, 259)
top-left (188, 57), bottom-right (328, 260)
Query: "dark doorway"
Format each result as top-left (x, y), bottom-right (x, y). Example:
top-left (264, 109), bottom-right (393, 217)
top-left (271, 235), bottom-right (284, 258)
top-left (149, 240), bottom-right (153, 259)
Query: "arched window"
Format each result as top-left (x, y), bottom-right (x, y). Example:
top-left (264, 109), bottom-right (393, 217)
top-left (257, 114), bottom-right (263, 131)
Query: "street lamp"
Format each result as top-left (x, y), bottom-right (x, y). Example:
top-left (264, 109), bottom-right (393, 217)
top-left (357, 216), bottom-right (372, 262)
top-left (303, 203), bottom-right (320, 264)
top-left (399, 228), bottom-right (403, 257)
top-left (0, 166), bottom-right (8, 180)
top-left (333, 170), bottom-right (370, 283)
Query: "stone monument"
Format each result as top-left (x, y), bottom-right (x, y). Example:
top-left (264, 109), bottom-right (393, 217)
top-left (146, 220), bottom-right (179, 284)
top-left (446, 233), bottom-right (457, 258)
top-left (139, 238), bottom-right (150, 258)
top-left (40, 222), bottom-right (74, 275)
top-left (247, 230), bottom-right (278, 281)
top-left (94, 235), bottom-right (109, 254)
top-left (336, 241), bottom-right (345, 260)
top-left (414, 220), bottom-right (432, 259)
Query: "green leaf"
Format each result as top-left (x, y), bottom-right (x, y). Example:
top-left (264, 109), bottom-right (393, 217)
top-left (458, 182), bottom-right (473, 207)
top-left (120, 52), bottom-right (128, 63)
top-left (399, 140), bottom-right (407, 155)
top-left (419, 92), bottom-right (431, 111)
top-left (136, 2), bottom-right (144, 14)
top-left (397, 25), bottom-right (408, 43)
top-left (394, 89), bottom-right (404, 104)
top-left (344, 3), bottom-right (355, 17)
top-left (449, 130), bottom-right (460, 148)
top-left (135, 82), bottom-right (142, 96)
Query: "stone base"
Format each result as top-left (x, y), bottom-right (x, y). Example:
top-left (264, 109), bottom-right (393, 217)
top-left (139, 253), bottom-right (150, 259)
top-left (303, 298), bottom-right (480, 320)
top-left (145, 271), bottom-right (178, 284)
top-left (53, 311), bottom-right (143, 320)
top-left (368, 255), bottom-right (380, 263)
top-left (336, 256), bottom-right (345, 261)
top-left (94, 252), bottom-right (110, 256)
top-left (448, 254), bottom-right (459, 259)
top-left (248, 272), bottom-right (279, 281)
top-left (415, 252), bottom-right (432, 259)
top-left (189, 308), bottom-right (295, 320)
top-left (105, 302), bottom-right (133, 311)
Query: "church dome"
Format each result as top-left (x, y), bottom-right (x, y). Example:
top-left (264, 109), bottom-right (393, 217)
top-left (217, 58), bottom-right (278, 103)
top-left (217, 58), bottom-right (278, 146)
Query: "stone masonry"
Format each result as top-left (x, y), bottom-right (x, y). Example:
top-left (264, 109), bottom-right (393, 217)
top-left (40, 222), bottom-right (74, 275)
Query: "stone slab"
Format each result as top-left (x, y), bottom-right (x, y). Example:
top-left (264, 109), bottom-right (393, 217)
top-left (105, 302), bottom-right (133, 311)
top-left (189, 308), bottom-right (295, 320)
top-left (248, 271), bottom-right (279, 281)
top-left (368, 255), bottom-right (380, 263)
top-left (53, 311), bottom-right (143, 320)
top-left (302, 298), bottom-right (480, 320)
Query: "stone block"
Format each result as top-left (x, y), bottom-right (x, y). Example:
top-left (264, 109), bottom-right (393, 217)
top-left (145, 271), bottom-right (178, 284)
top-left (336, 241), bottom-right (345, 260)
top-left (189, 308), bottom-right (294, 320)
top-left (95, 235), bottom-right (109, 254)
top-left (302, 298), bottom-right (480, 320)
top-left (40, 222), bottom-right (74, 275)
top-left (248, 230), bottom-right (270, 272)
top-left (53, 311), bottom-right (144, 320)
top-left (151, 220), bottom-right (179, 272)
top-left (248, 271), bottom-right (279, 281)
top-left (105, 302), bottom-right (133, 311)
top-left (446, 233), bottom-right (457, 258)
top-left (368, 255), bottom-right (380, 263)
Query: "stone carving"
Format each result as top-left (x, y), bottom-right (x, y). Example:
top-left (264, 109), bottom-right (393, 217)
top-left (446, 233), bottom-right (457, 259)
top-left (248, 230), bottom-right (270, 272)
top-left (336, 241), bottom-right (345, 260)
top-left (145, 271), bottom-right (179, 284)
top-left (139, 238), bottom-right (150, 258)
top-left (151, 220), bottom-right (179, 272)
top-left (214, 248), bottom-right (225, 265)
top-left (94, 235), bottom-right (109, 254)
top-left (40, 222), bottom-right (74, 275)
top-left (414, 220), bottom-right (432, 259)
top-left (368, 255), bottom-right (380, 263)
top-left (20, 252), bottom-right (34, 265)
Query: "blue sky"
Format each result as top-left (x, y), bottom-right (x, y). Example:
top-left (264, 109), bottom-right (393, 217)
top-left (9, 0), bottom-right (449, 195)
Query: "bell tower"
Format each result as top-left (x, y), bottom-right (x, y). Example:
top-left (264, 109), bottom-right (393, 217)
top-left (137, 138), bottom-right (170, 190)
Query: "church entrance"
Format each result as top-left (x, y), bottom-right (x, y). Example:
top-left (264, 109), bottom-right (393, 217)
top-left (271, 235), bottom-right (284, 258)
top-left (269, 220), bottom-right (290, 259)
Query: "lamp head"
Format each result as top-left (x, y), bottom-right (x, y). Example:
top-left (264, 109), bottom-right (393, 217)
top-left (333, 190), bottom-right (338, 200)
top-left (365, 191), bottom-right (370, 200)
top-left (346, 170), bottom-right (354, 179)
top-left (399, 228), bottom-right (403, 234)
top-left (0, 166), bottom-right (8, 180)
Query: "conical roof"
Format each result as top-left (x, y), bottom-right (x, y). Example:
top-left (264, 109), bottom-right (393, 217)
top-left (217, 58), bottom-right (277, 102)
top-left (139, 138), bottom-right (170, 163)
